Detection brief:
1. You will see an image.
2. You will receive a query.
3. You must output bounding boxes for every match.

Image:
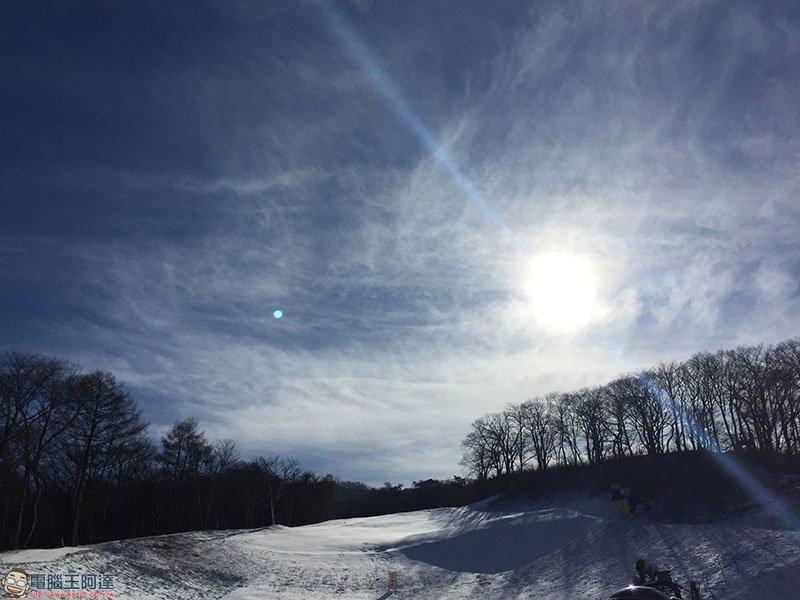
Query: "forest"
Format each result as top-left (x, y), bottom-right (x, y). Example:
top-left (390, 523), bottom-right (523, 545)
top-left (460, 338), bottom-right (800, 478)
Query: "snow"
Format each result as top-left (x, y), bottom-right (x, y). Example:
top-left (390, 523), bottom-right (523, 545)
top-left (1, 495), bottom-right (798, 599)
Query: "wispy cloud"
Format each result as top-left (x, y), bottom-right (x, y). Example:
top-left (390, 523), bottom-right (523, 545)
top-left (3, 1), bottom-right (799, 484)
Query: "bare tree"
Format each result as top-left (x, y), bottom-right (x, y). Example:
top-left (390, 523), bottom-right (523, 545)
top-left (200, 439), bottom-right (239, 527)
top-left (160, 418), bottom-right (211, 483)
top-left (0, 353), bottom-right (73, 548)
top-left (573, 387), bottom-right (608, 464)
top-left (604, 378), bottom-right (635, 458)
top-left (683, 352), bottom-right (724, 449)
top-left (552, 392), bottom-right (583, 465)
top-left (774, 338), bottom-right (800, 454)
top-left (649, 361), bottom-right (689, 452)
top-left (519, 398), bottom-right (557, 470)
top-left (257, 456), bottom-right (300, 525)
top-left (621, 374), bottom-right (670, 456)
top-left (64, 371), bottom-right (149, 545)
top-left (727, 345), bottom-right (793, 454)
top-left (0, 352), bottom-right (65, 472)
top-left (505, 403), bottom-right (532, 472)
top-left (460, 428), bottom-right (491, 480)
top-left (463, 415), bottom-right (505, 477)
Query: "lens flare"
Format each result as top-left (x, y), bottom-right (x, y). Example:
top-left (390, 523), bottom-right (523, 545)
top-left (637, 372), bottom-right (799, 530)
top-left (317, 0), bottom-right (799, 531)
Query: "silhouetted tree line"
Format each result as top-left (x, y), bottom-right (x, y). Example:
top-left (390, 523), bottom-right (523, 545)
top-left (461, 337), bottom-right (800, 479)
top-left (0, 351), bottom-right (473, 551)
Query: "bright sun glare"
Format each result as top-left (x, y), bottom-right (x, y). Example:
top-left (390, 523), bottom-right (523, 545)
top-left (523, 252), bottom-right (599, 333)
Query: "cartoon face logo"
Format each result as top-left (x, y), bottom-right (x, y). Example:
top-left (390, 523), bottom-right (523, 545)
top-left (2, 570), bottom-right (30, 597)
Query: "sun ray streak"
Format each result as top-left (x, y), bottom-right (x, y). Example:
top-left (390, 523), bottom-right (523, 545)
top-left (636, 372), bottom-right (799, 531)
top-left (317, 1), bottom-right (799, 532)
top-left (314, 0), bottom-right (523, 251)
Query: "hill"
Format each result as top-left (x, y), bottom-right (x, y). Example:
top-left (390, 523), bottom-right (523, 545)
top-left (2, 492), bottom-right (798, 599)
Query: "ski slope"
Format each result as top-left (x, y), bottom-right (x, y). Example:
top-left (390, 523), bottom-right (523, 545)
top-left (2, 495), bottom-right (798, 599)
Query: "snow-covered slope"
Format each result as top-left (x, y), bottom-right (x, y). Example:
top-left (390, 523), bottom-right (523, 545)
top-left (2, 495), bottom-right (798, 599)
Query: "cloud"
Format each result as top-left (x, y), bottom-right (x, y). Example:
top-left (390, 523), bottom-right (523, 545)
top-left (3, 1), bottom-right (800, 484)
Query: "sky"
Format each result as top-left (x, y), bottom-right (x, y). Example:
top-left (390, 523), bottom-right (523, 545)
top-left (2, 1), bottom-right (799, 486)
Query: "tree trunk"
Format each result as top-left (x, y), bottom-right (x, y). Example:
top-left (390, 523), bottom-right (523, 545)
top-left (12, 468), bottom-right (30, 549)
top-left (23, 482), bottom-right (44, 549)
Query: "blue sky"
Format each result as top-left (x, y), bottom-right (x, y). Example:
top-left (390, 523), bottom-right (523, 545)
top-left (2, 1), bottom-right (799, 485)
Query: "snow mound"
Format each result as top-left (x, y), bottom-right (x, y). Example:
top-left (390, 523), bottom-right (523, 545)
top-left (396, 507), bottom-right (599, 573)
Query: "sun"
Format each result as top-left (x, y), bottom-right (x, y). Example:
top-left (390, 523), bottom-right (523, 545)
top-left (522, 252), bottom-right (599, 333)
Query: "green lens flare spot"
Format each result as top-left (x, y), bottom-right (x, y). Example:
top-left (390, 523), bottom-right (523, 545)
top-left (273, 310), bottom-right (283, 319)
